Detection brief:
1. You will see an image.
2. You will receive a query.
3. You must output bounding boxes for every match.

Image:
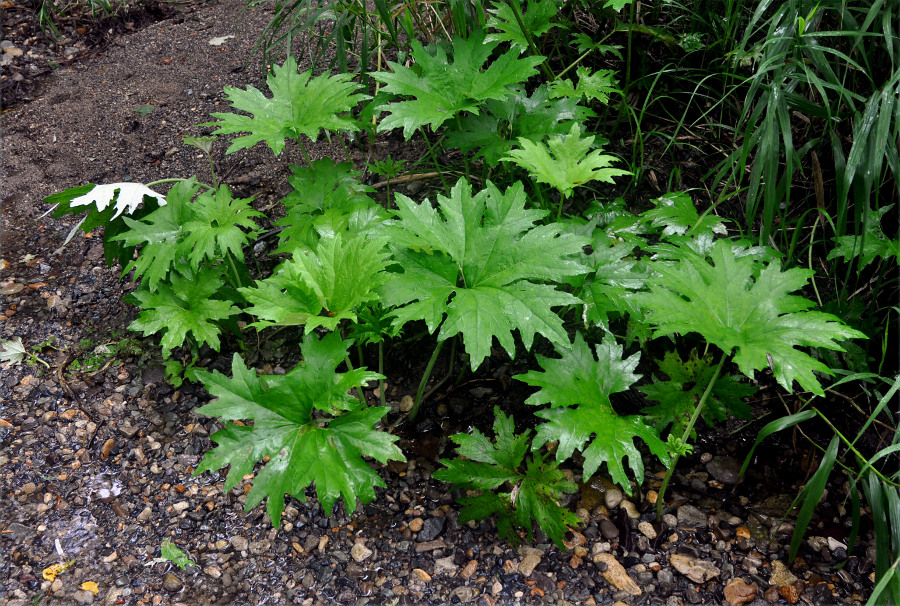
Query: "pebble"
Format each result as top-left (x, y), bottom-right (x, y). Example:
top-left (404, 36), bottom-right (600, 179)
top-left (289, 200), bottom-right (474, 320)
top-left (676, 504), bottom-right (707, 528)
top-left (399, 395), bottom-right (414, 412)
top-left (769, 560), bottom-right (798, 586)
top-left (599, 518), bottom-right (619, 540)
top-left (706, 456), bottom-right (742, 484)
top-left (137, 507), bottom-right (153, 522)
top-left (408, 517), bottom-right (424, 532)
top-left (593, 553), bottom-right (642, 596)
top-left (204, 565), bottom-right (222, 579)
top-left (638, 521), bottom-right (657, 540)
top-left (412, 568), bottom-right (431, 582)
top-left (161, 573), bottom-right (183, 592)
top-left (230, 536), bottom-right (249, 552)
top-left (434, 555), bottom-right (458, 576)
top-left (518, 552), bottom-right (542, 576)
top-left (620, 500), bottom-right (640, 519)
top-left (780, 583), bottom-right (801, 604)
top-left (724, 578), bottom-right (758, 605)
top-left (248, 539), bottom-right (269, 555)
top-left (670, 554), bottom-right (721, 583)
top-left (350, 542), bottom-right (373, 562)
top-left (460, 559), bottom-right (478, 579)
top-left (449, 586), bottom-right (480, 603)
top-left (604, 486), bottom-right (625, 509)
top-left (171, 501), bottom-right (189, 514)
top-left (417, 516), bottom-right (445, 542)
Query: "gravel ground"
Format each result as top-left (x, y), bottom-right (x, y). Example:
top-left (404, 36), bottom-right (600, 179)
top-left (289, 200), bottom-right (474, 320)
top-left (0, 0), bottom-right (882, 604)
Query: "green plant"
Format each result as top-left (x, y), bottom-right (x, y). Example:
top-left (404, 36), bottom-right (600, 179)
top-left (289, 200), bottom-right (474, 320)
top-left (193, 332), bottom-right (403, 526)
top-left (145, 538), bottom-right (196, 570)
top-left (434, 406), bottom-right (580, 548)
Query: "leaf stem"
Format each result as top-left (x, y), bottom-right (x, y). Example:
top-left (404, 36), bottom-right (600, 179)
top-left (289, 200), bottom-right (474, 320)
top-left (656, 350), bottom-right (728, 521)
top-left (418, 128), bottom-right (450, 192)
top-left (409, 338), bottom-right (445, 422)
top-left (146, 178), bottom-right (214, 191)
top-left (505, 0), bottom-right (554, 80)
top-left (296, 140), bottom-right (314, 167)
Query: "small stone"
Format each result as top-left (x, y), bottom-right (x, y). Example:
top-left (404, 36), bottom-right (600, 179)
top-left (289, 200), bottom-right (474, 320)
top-left (412, 568), bottom-right (431, 582)
top-left (162, 573), bottom-right (183, 592)
top-left (204, 566), bottom-right (222, 579)
top-left (706, 455), bottom-right (741, 484)
top-left (724, 578), bottom-right (758, 605)
top-left (670, 554), bottom-right (720, 583)
top-left (598, 517), bottom-right (619, 540)
top-left (248, 540), bottom-right (269, 555)
top-left (449, 586), bottom-right (480, 603)
top-left (399, 395), bottom-right (414, 412)
top-left (827, 537), bottom-right (847, 552)
top-left (350, 543), bottom-right (373, 562)
top-left (676, 504), bottom-right (707, 528)
top-left (171, 501), bottom-right (189, 514)
top-left (137, 507), bottom-right (153, 522)
top-left (621, 500), bottom-right (640, 519)
top-left (764, 586), bottom-right (780, 603)
top-left (416, 516), bottom-right (445, 542)
top-left (638, 521), bottom-right (657, 540)
top-left (593, 553), bottom-right (642, 596)
top-left (229, 536), bottom-right (249, 552)
top-left (604, 486), bottom-right (624, 510)
top-left (769, 560), bottom-right (798, 586)
top-left (518, 553), bottom-right (542, 577)
top-left (1, 45), bottom-right (22, 56)
top-left (735, 526), bottom-right (751, 539)
top-left (779, 584), bottom-right (801, 604)
top-left (434, 555), bottom-right (458, 576)
top-left (408, 517), bottom-right (424, 532)
top-left (460, 559), bottom-right (478, 579)
top-left (22, 482), bottom-right (37, 494)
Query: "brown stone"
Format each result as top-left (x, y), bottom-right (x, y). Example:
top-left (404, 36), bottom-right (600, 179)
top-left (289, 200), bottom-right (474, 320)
top-left (724, 578), bottom-right (758, 605)
top-left (780, 584), bottom-right (801, 604)
top-left (593, 553), bottom-right (642, 596)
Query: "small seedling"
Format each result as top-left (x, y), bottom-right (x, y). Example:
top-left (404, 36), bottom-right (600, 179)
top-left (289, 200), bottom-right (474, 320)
top-left (145, 539), bottom-right (195, 570)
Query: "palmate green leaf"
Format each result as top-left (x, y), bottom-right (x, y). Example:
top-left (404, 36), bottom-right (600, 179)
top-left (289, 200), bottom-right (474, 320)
top-left (637, 239), bottom-right (868, 396)
top-left (518, 332), bottom-right (670, 492)
top-left (638, 349), bottom-right (756, 438)
top-left (205, 56), bottom-right (368, 155)
top-left (434, 407), bottom-right (579, 548)
top-left (579, 239), bottom-right (648, 328)
top-left (446, 84), bottom-right (595, 167)
top-left (641, 192), bottom-right (728, 237)
top-left (180, 185), bottom-right (262, 270)
top-left (193, 333), bottom-right (400, 526)
top-left (549, 66), bottom-right (619, 105)
top-left (502, 123), bottom-right (631, 198)
top-left (112, 179), bottom-right (198, 290)
top-left (242, 231), bottom-right (390, 332)
top-left (127, 266), bottom-right (240, 357)
top-left (828, 204), bottom-right (900, 269)
top-left (373, 29), bottom-right (544, 139)
top-left (485, 0), bottom-right (560, 52)
top-left (381, 179), bottom-right (588, 369)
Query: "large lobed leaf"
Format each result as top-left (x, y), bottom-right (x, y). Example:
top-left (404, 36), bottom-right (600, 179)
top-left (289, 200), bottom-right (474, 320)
top-left (517, 332), bottom-right (670, 493)
top-left (373, 29), bottom-right (544, 139)
top-left (206, 56), bottom-right (368, 155)
top-left (193, 333), bottom-right (402, 526)
top-left (502, 123), bottom-right (631, 198)
top-left (381, 179), bottom-right (589, 369)
top-left (241, 231), bottom-right (390, 332)
top-left (637, 239), bottom-right (867, 396)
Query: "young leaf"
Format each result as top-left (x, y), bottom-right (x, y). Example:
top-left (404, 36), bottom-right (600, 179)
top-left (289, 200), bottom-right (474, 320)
top-left (205, 56), bottom-right (368, 155)
top-left (127, 266), bottom-right (240, 357)
top-left (381, 179), bottom-right (589, 369)
top-left (179, 185), bottom-right (262, 270)
top-left (641, 192), bottom-right (728, 237)
top-left (638, 349), bottom-right (756, 438)
top-left (241, 231), bottom-right (390, 332)
top-left (434, 407), bottom-right (579, 548)
top-left (485, 0), bottom-right (560, 52)
top-left (636, 239), bottom-right (868, 396)
top-left (67, 182), bottom-right (167, 220)
top-left (502, 123), bottom-right (631, 198)
top-left (827, 203), bottom-right (900, 269)
top-left (445, 84), bottom-right (594, 167)
top-left (517, 332), bottom-right (670, 492)
top-left (111, 179), bottom-right (199, 290)
top-left (159, 539), bottom-right (195, 570)
top-left (549, 66), bottom-right (619, 105)
top-left (193, 333), bottom-right (401, 526)
top-left (373, 29), bottom-right (544, 138)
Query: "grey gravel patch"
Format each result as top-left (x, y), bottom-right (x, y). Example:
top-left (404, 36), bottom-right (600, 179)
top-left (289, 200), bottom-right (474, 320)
top-left (676, 504), bottom-right (708, 528)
